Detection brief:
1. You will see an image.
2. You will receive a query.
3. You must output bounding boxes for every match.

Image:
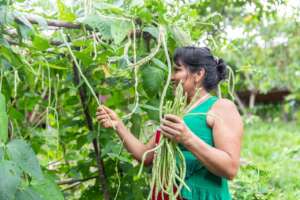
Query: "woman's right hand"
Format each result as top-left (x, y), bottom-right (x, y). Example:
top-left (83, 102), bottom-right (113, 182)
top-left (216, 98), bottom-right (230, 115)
top-left (96, 105), bottom-right (121, 129)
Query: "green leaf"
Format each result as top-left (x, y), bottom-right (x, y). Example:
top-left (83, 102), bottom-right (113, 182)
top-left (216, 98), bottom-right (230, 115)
top-left (94, 2), bottom-right (124, 14)
top-left (0, 92), bottom-right (7, 115)
top-left (152, 58), bottom-right (167, 72)
top-left (7, 139), bottom-right (43, 180)
top-left (56, 0), bottom-right (76, 21)
top-left (129, 0), bottom-right (144, 8)
top-left (16, 187), bottom-right (43, 200)
top-left (79, 14), bottom-right (112, 40)
top-left (143, 27), bottom-right (159, 39)
top-left (169, 26), bottom-right (192, 47)
top-left (0, 160), bottom-right (21, 200)
top-left (31, 174), bottom-right (64, 200)
top-left (14, 12), bottom-right (33, 29)
top-left (107, 153), bottom-right (131, 163)
top-left (143, 98), bottom-right (160, 121)
top-left (130, 113), bottom-right (141, 137)
top-left (111, 20), bottom-right (131, 44)
top-left (141, 65), bottom-right (164, 97)
top-left (0, 6), bottom-right (14, 24)
top-left (0, 114), bottom-right (8, 144)
top-left (0, 93), bottom-right (8, 143)
top-left (32, 35), bottom-right (50, 51)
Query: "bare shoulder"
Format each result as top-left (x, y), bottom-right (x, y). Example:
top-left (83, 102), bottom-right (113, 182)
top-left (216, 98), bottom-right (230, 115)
top-left (211, 98), bottom-right (238, 113)
top-left (207, 98), bottom-right (242, 127)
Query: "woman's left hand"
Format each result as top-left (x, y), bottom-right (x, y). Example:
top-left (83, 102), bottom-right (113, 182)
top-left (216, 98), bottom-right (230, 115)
top-left (159, 114), bottom-right (193, 145)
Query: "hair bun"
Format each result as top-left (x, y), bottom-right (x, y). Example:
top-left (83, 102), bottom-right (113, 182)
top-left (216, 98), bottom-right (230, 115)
top-left (216, 58), bottom-right (227, 81)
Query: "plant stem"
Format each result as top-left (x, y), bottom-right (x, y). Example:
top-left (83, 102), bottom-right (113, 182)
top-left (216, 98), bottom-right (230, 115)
top-left (72, 62), bottom-right (110, 200)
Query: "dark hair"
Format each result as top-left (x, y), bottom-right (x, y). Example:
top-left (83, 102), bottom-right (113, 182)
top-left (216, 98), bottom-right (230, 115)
top-left (173, 46), bottom-right (227, 91)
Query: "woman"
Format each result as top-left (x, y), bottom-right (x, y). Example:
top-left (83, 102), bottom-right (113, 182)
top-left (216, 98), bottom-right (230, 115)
top-left (96, 46), bottom-right (243, 200)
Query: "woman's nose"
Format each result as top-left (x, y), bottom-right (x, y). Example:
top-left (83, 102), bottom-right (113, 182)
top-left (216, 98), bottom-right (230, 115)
top-left (171, 73), bottom-right (175, 81)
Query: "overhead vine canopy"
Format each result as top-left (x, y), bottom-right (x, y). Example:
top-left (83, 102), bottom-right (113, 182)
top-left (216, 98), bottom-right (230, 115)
top-left (0, 0), bottom-right (299, 199)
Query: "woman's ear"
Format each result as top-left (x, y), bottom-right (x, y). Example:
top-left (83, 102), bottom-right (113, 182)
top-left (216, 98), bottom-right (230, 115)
top-left (194, 68), bottom-right (205, 84)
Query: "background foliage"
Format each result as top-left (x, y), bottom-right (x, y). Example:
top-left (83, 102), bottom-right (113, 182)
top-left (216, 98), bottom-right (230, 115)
top-left (0, 0), bottom-right (299, 199)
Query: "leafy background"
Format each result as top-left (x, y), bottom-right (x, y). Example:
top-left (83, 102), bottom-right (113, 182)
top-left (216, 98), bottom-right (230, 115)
top-left (0, 0), bottom-right (299, 199)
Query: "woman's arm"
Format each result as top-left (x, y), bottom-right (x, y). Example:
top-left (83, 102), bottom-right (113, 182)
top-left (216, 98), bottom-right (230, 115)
top-left (115, 121), bottom-right (156, 165)
top-left (96, 106), bottom-right (156, 165)
top-left (160, 99), bottom-right (243, 180)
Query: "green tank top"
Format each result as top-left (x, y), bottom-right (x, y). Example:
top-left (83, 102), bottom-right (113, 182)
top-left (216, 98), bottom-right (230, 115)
top-left (179, 96), bottom-right (231, 200)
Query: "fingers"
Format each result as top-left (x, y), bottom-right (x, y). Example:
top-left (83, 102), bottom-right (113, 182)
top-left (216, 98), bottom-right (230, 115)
top-left (96, 114), bottom-right (110, 121)
top-left (97, 117), bottom-right (113, 128)
top-left (96, 106), bottom-right (117, 120)
top-left (160, 131), bottom-right (174, 140)
top-left (97, 105), bottom-right (113, 114)
top-left (161, 119), bottom-right (179, 129)
top-left (96, 106), bottom-right (108, 115)
top-left (160, 125), bottom-right (180, 137)
top-left (164, 114), bottom-right (181, 123)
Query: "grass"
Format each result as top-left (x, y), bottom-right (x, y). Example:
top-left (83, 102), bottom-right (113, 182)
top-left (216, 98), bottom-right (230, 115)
top-left (231, 119), bottom-right (300, 200)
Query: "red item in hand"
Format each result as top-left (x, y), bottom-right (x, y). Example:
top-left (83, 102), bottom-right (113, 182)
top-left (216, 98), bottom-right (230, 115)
top-left (151, 185), bottom-right (183, 200)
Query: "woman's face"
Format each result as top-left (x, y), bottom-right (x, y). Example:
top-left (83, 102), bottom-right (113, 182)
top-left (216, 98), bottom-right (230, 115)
top-left (171, 60), bottom-right (199, 99)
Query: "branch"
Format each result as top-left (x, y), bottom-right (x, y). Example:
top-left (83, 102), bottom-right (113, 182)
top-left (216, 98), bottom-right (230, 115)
top-left (8, 13), bottom-right (155, 47)
top-left (72, 62), bottom-right (110, 200)
top-left (233, 92), bottom-right (247, 115)
top-left (15, 14), bottom-right (84, 30)
top-left (57, 175), bottom-right (97, 185)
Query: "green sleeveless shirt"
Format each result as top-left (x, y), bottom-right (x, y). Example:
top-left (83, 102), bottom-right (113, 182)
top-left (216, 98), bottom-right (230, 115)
top-left (179, 96), bottom-right (231, 200)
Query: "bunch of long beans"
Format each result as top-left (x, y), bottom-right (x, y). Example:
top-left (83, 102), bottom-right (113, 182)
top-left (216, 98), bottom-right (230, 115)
top-left (139, 82), bottom-right (200, 200)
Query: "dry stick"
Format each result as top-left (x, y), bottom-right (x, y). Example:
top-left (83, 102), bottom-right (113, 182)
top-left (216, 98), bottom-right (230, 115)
top-left (72, 61), bottom-right (110, 200)
top-left (233, 92), bottom-right (247, 115)
top-left (62, 182), bottom-right (82, 192)
top-left (57, 175), bottom-right (97, 185)
top-left (21, 14), bottom-right (83, 29)
top-left (29, 89), bottom-right (47, 123)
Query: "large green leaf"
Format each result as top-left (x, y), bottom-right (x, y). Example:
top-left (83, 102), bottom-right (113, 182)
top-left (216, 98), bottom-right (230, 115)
top-left (0, 91), bottom-right (6, 110)
top-left (169, 26), bottom-right (192, 47)
top-left (0, 93), bottom-right (8, 143)
top-left (31, 174), bottom-right (64, 200)
top-left (32, 35), bottom-right (50, 51)
top-left (7, 139), bottom-right (43, 180)
top-left (143, 26), bottom-right (159, 39)
top-left (56, 0), bottom-right (76, 22)
top-left (14, 12), bottom-right (33, 29)
top-left (142, 98), bottom-right (160, 121)
top-left (141, 65), bottom-right (164, 97)
top-left (80, 14), bottom-right (112, 40)
top-left (0, 160), bottom-right (21, 200)
top-left (111, 20), bottom-right (131, 44)
top-left (16, 187), bottom-right (43, 200)
top-left (130, 113), bottom-right (141, 137)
